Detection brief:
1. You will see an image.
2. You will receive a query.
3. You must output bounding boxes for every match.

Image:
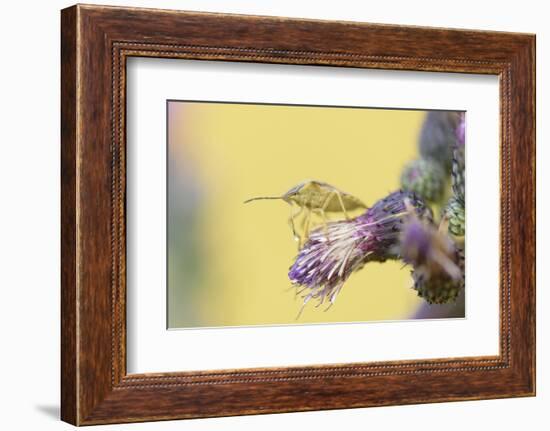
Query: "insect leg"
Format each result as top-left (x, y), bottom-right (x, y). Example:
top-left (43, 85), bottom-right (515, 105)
top-left (313, 207), bottom-right (330, 241)
top-left (317, 192), bottom-right (342, 241)
top-left (301, 209), bottom-right (312, 249)
top-left (288, 205), bottom-right (304, 242)
top-left (334, 191), bottom-right (350, 219)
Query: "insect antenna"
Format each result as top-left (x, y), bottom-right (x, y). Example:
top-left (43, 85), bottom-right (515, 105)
top-left (243, 196), bottom-right (283, 204)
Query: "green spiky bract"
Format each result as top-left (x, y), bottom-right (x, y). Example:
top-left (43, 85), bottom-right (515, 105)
top-left (451, 140), bottom-right (465, 204)
top-left (443, 196), bottom-right (465, 236)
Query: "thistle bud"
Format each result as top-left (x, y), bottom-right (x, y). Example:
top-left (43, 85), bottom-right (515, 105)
top-left (400, 158), bottom-right (446, 202)
top-left (419, 111), bottom-right (461, 173)
top-left (415, 243), bottom-right (464, 304)
top-left (412, 269), bottom-right (464, 304)
top-left (399, 216), bottom-right (464, 305)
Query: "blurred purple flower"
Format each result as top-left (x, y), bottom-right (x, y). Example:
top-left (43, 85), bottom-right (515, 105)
top-left (288, 190), bottom-right (432, 311)
top-left (411, 247), bottom-right (464, 305)
top-left (400, 217), bottom-right (461, 280)
top-left (399, 216), bottom-right (464, 304)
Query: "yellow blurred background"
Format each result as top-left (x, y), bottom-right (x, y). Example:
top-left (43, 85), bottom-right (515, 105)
top-left (168, 101), bottom-right (427, 328)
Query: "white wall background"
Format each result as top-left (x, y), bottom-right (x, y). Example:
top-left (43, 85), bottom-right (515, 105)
top-left (0, 0), bottom-right (546, 429)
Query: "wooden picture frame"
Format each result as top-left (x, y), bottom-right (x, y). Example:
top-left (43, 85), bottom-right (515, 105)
top-left (61, 4), bottom-right (535, 425)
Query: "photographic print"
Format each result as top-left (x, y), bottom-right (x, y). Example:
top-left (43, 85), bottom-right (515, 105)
top-left (167, 101), bottom-right (465, 329)
top-left (61, 7), bottom-right (535, 423)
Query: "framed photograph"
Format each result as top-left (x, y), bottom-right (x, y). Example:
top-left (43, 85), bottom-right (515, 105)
top-left (61, 4), bottom-right (535, 425)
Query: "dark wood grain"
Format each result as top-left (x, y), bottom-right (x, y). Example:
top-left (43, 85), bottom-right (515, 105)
top-left (61, 4), bottom-right (535, 425)
top-left (60, 6), bottom-right (77, 425)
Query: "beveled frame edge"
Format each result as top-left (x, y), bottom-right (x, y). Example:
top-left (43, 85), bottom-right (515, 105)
top-left (61, 4), bottom-right (535, 425)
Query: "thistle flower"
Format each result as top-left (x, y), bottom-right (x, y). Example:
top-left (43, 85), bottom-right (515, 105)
top-left (288, 190), bottom-right (432, 311)
top-left (443, 196), bottom-right (465, 237)
top-left (419, 111), bottom-right (461, 173)
top-left (399, 216), bottom-right (464, 304)
top-left (400, 158), bottom-right (446, 202)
